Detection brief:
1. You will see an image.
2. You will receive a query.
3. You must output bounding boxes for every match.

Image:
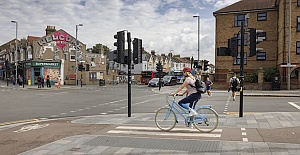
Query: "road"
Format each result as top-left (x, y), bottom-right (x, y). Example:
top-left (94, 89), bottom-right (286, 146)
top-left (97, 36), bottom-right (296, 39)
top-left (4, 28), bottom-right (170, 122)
top-left (0, 84), bottom-right (299, 123)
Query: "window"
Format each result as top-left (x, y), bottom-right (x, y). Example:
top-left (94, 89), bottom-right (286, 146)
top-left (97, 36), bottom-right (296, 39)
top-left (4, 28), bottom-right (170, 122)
top-left (297, 16), bottom-right (300, 32)
top-left (298, 0), bottom-right (300, 6)
top-left (234, 14), bottom-right (247, 27)
top-left (257, 12), bottom-right (267, 21)
top-left (70, 50), bottom-right (75, 61)
top-left (297, 41), bottom-right (300, 54)
top-left (256, 52), bottom-right (266, 60)
top-left (234, 33), bottom-right (248, 46)
top-left (233, 53), bottom-right (247, 65)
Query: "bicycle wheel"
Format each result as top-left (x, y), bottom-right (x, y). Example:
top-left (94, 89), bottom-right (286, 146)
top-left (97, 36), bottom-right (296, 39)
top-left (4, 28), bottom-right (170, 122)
top-left (193, 107), bottom-right (218, 133)
top-left (155, 108), bottom-right (176, 131)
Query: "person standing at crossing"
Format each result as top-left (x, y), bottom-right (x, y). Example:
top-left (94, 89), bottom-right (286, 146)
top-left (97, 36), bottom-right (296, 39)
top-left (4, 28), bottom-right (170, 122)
top-left (229, 73), bottom-right (240, 101)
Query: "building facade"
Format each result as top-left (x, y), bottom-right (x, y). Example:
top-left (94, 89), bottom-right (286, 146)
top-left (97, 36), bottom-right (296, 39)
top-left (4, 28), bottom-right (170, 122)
top-left (0, 26), bottom-right (106, 86)
top-left (214, 0), bottom-right (300, 89)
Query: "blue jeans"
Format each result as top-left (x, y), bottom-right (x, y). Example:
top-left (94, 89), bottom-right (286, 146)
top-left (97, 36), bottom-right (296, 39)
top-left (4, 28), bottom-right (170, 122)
top-left (178, 93), bottom-right (201, 110)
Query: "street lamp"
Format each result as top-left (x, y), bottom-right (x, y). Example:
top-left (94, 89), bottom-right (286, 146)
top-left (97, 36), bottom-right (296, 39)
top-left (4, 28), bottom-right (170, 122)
top-left (75, 24), bottom-right (83, 86)
top-left (193, 15), bottom-right (200, 63)
top-left (11, 20), bottom-right (18, 86)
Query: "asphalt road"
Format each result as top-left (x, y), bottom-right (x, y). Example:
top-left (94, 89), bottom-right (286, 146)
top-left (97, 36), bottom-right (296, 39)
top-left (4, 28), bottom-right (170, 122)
top-left (0, 84), bottom-right (299, 124)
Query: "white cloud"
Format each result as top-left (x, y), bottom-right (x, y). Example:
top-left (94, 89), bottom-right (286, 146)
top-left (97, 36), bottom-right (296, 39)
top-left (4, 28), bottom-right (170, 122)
top-left (0, 0), bottom-right (239, 64)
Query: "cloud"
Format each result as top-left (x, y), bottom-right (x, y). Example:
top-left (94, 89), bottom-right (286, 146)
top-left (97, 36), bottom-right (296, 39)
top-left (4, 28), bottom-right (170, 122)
top-left (0, 0), bottom-right (238, 64)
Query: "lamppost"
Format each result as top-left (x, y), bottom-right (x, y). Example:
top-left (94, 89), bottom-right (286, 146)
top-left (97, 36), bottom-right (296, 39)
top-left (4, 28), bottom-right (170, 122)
top-left (75, 24), bottom-right (83, 86)
top-left (193, 15), bottom-right (200, 63)
top-left (11, 21), bottom-right (17, 86)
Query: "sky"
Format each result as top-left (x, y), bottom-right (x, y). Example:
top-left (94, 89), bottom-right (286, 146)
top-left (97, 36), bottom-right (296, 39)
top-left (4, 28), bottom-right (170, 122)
top-left (0, 0), bottom-right (240, 64)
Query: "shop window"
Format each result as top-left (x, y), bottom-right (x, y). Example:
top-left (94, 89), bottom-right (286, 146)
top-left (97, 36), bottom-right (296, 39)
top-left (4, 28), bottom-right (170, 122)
top-left (234, 14), bottom-right (248, 27)
top-left (233, 53), bottom-right (247, 65)
top-left (89, 72), bottom-right (97, 81)
top-left (256, 52), bottom-right (266, 60)
top-left (297, 41), bottom-right (300, 54)
top-left (297, 16), bottom-right (300, 32)
top-left (70, 50), bottom-right (75, 61)
top-left (257, 12), bottom-right (267, 21)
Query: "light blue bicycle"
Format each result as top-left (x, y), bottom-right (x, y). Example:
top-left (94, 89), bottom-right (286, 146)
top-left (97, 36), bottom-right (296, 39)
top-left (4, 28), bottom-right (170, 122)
top-left (155, 94), bottom-right (219, 133)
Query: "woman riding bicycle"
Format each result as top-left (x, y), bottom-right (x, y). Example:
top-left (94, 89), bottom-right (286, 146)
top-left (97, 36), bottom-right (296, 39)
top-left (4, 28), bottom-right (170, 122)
top-left (169, 67), bottom-right (201, 116)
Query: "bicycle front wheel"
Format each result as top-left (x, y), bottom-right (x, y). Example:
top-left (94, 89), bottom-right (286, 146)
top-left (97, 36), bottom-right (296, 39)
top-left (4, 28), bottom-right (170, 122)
top-left (193, 108), bottom-right (218, 133)
top-left (155, 108), bottom-right (176, 131)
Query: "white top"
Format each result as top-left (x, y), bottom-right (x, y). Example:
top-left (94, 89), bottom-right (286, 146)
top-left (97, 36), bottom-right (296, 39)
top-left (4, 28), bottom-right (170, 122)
top-left (185, 77), bottom-right (197, 95)
top-left (229, 77), bottom-right (240, 87)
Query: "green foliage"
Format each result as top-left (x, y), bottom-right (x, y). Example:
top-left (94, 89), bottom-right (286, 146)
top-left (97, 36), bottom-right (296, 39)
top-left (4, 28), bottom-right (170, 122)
top-left (244, 70), bottom-right (258, 83)
top-left (263, 67), bottom-right (278, 82)
top-left (88, 43), bottom-right (110, 55)
top-left (243, 67), bottom-right (279, 83)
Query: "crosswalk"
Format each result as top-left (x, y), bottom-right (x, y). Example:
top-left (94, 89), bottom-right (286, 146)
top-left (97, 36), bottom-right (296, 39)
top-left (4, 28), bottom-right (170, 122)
top-left (107, 125), bottom-right (222, 138)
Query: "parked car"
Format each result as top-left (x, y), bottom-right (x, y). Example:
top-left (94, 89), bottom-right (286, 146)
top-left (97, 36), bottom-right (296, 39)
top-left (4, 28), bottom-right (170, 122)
top-left (148, 78), bottom-right (164, 87)
top-left (163, 75), bottom-right (177, 86)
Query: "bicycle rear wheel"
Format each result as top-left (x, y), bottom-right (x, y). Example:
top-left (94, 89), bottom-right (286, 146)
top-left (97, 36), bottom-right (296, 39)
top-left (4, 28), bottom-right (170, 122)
top-left (193, 108), bottom-right (218, 133)
top-left (155, 108), bottom-right (176, 131)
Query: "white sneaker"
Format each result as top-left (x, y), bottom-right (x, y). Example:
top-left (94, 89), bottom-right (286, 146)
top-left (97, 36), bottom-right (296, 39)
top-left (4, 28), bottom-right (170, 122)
top-left (188, 109), bottom-right (197, 116)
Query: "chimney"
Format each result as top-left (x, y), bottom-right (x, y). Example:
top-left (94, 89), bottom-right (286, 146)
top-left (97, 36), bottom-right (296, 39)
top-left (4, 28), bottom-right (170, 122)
top-left (151, 50), bottom-right (155, 55)
top-left (45, 26), bottom-right (56, 35)
top-left (168, 52), bottom-right (173, 58)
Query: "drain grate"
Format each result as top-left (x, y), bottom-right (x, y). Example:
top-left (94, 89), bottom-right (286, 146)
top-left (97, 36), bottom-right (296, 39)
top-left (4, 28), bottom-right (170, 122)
top-left (83, 136), bottom-right (220, 152)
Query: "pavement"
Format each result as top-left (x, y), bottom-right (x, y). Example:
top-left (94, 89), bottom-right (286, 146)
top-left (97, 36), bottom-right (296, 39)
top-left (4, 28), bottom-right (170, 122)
top-left (1, 80), bottom-right (300, 154)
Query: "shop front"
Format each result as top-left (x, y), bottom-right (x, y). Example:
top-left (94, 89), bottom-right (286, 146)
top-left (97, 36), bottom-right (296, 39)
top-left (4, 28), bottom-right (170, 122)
top-left (25, 61), bottom-right (61, 85)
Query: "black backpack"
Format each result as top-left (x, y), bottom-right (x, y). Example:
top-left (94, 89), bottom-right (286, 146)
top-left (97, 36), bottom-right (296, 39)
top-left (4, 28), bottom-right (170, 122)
top-left (231, 78), bottom-right (238, 87)
top-left (189, 78), bottom-right (207, 94)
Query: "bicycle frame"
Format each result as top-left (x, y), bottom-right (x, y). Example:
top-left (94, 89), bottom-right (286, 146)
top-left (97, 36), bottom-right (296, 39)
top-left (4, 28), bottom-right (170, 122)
top-left (166, 96), bottom-right (218, 126)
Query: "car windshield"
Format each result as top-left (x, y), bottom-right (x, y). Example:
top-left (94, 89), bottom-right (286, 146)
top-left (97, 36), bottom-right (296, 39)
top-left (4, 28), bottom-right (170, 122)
top-left (163, 76), bottom-right (171, 80)
top-left (150, 78), bottom-right (159, 82)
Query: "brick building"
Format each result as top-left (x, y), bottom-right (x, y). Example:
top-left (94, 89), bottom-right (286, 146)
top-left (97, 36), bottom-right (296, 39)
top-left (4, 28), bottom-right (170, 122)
top-left (0, 26), bottom-right (106, 86)
top-left (214, 0), bottom-right (300, 89)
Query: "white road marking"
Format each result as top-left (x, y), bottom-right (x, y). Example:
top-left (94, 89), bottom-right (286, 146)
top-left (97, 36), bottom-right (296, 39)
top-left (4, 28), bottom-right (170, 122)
top-left (14, 124), bottom-right (49, 133)
top-left (100, 113), bottom-right (107, 115)
top-left (241, 128), bottom-right (246, 131)
top-left (288, 102), bottom-right (300, 110)
top-left (108, 130), bottom-right (221, 138)
top-left (242, 132), bottom-right (247, 136)
top-left (115, 126), bottom-right (223, 132)
top-left (242, 138), bottom-right (248, 142)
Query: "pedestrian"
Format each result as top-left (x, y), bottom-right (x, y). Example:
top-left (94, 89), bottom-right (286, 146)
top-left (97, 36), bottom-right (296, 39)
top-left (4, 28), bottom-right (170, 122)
top-left (229, 73), bottom-right (240, 101)
top-left (56, 76), bottom-right (61, 89)
top-left (46, 75), bottom-right (51, 88)
top-left (18, 75), bottom-right (23, 87)
top-left (37, 76), bottom-right (41, 88)
top-left (41, 76), bottom-right (45, 88)
top-left (12, 75), bottom-right (16, 86)
top-left (204, 76), bottom-right (213, 97)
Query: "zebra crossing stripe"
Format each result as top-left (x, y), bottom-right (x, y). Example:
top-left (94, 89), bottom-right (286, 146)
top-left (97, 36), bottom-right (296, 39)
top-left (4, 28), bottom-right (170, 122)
top-left (107, 126), bottom-right (222, 138)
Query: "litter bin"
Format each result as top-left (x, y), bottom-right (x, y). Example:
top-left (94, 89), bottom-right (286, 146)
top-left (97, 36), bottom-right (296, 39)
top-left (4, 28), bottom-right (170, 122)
top-left (28, 80), bottom-right (31, 86)
top-left (271, 77), bottom-right (280, 90)
top-left (99, 79), bottom-right (105, 86)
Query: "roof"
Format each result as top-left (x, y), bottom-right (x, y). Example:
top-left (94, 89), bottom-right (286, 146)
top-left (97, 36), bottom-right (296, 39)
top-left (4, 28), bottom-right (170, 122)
top-left (213, 0), bottom-right (277, 15)
top-left (27, 36), bottom-right (40, 45)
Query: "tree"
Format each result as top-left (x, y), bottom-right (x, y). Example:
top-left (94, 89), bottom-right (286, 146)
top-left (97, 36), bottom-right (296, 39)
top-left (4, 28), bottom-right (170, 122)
top-left (88, 43), bottom-right (110, 55)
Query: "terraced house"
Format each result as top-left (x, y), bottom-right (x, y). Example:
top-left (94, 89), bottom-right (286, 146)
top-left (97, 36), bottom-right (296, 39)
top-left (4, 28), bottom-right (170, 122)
top-left (214, 0), bottom-right (300, 89)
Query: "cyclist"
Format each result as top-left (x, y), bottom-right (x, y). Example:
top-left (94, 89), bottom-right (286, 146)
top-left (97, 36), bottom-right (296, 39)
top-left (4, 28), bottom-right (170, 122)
top-left (169, 67), bottom-right (200, 116)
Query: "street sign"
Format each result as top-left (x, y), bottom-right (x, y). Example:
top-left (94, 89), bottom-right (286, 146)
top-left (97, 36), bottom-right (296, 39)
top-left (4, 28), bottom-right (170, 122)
top-left (280, 64), bottom-right (296, 67)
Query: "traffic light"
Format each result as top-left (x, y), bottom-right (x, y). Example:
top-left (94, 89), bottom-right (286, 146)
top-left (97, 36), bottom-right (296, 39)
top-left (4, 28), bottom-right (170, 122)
top-left (78, 63), bottom-right (84, 71)
top-left (156, 62), bottom-right (162, 72)
top-left (228, 37), bottom-right (238, 57)
top-left (114, 31), bottom-right (125, 64)
top-left (203, 60), bottom-right (209, 71)
top-left (193, 60), bottom-right (202, 69)
top-left (249, 28), bottom-right (264, 57)
top-left (133, 38), bottom-right (142, 64)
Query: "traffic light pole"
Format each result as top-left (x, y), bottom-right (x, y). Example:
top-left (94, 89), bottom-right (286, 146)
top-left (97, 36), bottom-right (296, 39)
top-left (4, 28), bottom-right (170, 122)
top-left (127, 32), bottom-right (132, 117)
top-left (81, 71), bottom-right (83, 88)
top-left (239, 22), bottom-right (245, 117)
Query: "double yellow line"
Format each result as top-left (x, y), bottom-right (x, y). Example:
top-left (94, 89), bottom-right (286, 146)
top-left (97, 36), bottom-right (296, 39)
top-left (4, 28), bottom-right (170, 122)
top-left (0, 119), bottom-right (40, 126)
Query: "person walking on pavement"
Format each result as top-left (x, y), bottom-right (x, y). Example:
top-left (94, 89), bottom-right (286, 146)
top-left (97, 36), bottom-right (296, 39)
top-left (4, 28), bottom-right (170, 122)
top-left (37, 76), bottom-right (41, 88)
top-left (18, 75), bottom-right (23, 87)
top-left (46, 75), bottom-right (51, 88)
top-left (229, 73), bottom-right (240, 101)
top-left (41, 76), bottom-right (45, 88)
top-left (204, 76), bottom-right (213, 97)
top-left (169, 67), bottom-right (200, 117)
top-left (12, 75), bottom-right (16, 86)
